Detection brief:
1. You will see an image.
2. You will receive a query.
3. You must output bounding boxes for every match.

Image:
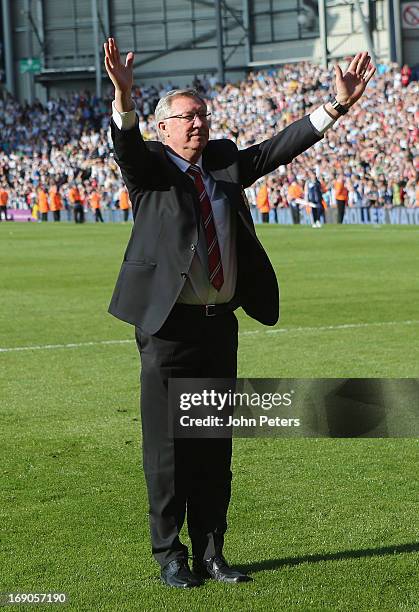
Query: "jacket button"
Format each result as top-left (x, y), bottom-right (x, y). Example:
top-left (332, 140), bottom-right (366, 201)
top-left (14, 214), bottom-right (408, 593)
top-left (190, 244), bottom-right (196, 251)
top-left (181, 272), bottom-right (187, 279)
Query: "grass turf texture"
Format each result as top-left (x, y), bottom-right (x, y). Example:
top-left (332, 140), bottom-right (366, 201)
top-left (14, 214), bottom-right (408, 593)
top-left (1, 223), bottom-right (418, 612)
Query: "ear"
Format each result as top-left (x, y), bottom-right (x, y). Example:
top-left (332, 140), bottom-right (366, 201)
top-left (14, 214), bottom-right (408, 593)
top-left (158, 120), bottom-right (169, 138)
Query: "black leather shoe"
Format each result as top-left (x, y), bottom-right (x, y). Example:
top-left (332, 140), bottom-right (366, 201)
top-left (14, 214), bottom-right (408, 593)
top-left (195, 555), bottom-right (252, 583)
top-left (161, 559), bottom-right (203, 588)
top-left (192, 559), bottom-right (211, 579)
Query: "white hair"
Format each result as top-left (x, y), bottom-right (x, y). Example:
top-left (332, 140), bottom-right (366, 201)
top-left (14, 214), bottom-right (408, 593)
top-left (154, 89), bottom-right (206, 141)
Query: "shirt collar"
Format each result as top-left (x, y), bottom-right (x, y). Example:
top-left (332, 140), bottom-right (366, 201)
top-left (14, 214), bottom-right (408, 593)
top-left (165, 148), bottom-right (204, 175)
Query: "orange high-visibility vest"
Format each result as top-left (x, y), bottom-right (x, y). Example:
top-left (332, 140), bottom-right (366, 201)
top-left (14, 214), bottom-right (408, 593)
top-left (55, 193), bottom-right (63, 211)
top-left (256, 184), bottom-right (270, 213)
top-left (0, 189), bottom-right (8, 205)
top-left (287, 183), bottom-right (303, 200)
top-left (334, 180), bottom-right (348, 201)
top-left (38, 189), bottom-right (49, 213)
top-left (49, 191), bottom-right (63, 211)
top-left (68, 187), bottom-right (81, 203)
top-left (90, 192), bottom-right (101, 209)
top-left (119, 189), bottom-right (130, 210)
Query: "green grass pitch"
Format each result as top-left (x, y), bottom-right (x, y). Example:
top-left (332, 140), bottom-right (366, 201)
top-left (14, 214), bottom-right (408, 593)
top-left (1, 223), bottom-right (418, 611)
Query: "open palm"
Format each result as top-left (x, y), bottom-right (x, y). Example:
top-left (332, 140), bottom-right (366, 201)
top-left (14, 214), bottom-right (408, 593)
top-left (334, 52), bottom-right (376, 107)
top-left (103, 37), bottom-right (134, 93)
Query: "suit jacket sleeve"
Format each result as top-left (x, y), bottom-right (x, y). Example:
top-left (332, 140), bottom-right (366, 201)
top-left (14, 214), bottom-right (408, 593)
top-left (110, 118), bottom-right (154, 218)
top-left (238, 115), bottom-right (323, 188)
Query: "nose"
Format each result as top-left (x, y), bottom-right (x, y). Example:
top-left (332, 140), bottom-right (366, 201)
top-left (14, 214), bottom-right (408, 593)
top-left (192, 113), bottom-right (204, 127)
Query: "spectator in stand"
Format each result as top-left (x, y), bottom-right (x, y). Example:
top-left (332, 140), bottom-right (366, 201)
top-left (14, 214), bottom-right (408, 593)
top-left (348, 177), bottom-right (364, 210)
top-left (400, 180), bottom-right (407, 206)
top-left (365, 178), bottom-right (378, 208)
top-left (401, 64), bottom-right (412, 87)
top-left (334, 173), bottom-right (349, 223)
top-left (358, 176), bottom-right (370, 222)
top-left (0, 61), bottom-right (416, 224)
top-left (318, 179), bottom-right (328, 226)
top-left (376, 178), bottom-right (387, 207)
top-left (406, 176), bottom-right (419, 207)
top-left (37, 186), bottom-right (49, 222)
top-left (244, 183), bottom-right (259, 223)
top-left (392, 181), bottom-right (402, 206)
top-left (383, 180), bottom-right (393, 207)
top-left (268, 177), bottom-right (281, 223)
top-left (0, 184), bottom-right (9, 221)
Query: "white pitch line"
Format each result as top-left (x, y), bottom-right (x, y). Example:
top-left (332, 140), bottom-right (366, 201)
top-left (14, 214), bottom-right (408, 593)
top-left (259, 319), bottom-right (419, 335)
top-left (0, 339), bottom-right (133, 353)
top-left (1, 319), bottom-right (419, 354)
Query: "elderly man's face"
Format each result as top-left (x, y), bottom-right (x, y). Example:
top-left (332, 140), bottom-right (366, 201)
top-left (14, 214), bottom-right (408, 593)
top-left (158, 95), bottom-right (210, 162)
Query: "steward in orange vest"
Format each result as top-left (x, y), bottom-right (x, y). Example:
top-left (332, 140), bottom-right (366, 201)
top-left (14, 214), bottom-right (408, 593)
top-left (37, 188), bottom-right (49, 222)
top-left (69, 185), bottom-right (84, 224)
top-left (0, 187), bottom-right (9, 221)
top-left (49, 187), bottom-right (63, 222)
top-left (119, 187), bottom-right (131, 222)
top-left (287, 179), bottom-right (304, 224)
top-left (334, 175), bottom-right (349, 224)
top-left (90, 190), bottom-right (104, 223)
top-left (256, 183), bottom-right (270, 223)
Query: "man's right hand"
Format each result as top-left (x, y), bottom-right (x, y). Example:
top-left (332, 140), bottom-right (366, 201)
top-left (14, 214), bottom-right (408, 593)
top-left (103, 37), bottom-right (135, 112)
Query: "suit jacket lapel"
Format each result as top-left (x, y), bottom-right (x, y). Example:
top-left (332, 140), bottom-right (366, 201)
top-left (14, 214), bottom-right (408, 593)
top-left (152, 142), bottom-right (201, 231)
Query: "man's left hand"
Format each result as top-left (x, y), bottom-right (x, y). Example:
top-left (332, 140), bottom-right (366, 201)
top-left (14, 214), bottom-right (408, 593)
top-left (334, 52), bottom-right (376, 108)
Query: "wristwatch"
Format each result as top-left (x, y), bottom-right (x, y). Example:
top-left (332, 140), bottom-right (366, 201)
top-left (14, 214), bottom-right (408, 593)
top-left (329, 97), bottom-right (349, 115)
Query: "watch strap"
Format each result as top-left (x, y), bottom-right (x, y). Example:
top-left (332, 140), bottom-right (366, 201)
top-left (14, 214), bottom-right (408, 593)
top-left (330, 97), bottom-right (349, 115)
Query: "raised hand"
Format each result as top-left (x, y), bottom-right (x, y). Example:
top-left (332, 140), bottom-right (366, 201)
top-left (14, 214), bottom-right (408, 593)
top-left (103, 37), bottom-right (134, 95)
top-left (334, 52), bottom-right (376, 108)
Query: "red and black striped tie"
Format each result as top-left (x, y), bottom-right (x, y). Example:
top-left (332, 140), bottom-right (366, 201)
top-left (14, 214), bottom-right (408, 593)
top-left (187, 164), bottom-right (224, 291)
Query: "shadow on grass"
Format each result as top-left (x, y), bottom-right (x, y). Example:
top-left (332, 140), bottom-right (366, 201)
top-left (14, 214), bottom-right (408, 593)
top-left (238, 542), bottom-right (419, 574)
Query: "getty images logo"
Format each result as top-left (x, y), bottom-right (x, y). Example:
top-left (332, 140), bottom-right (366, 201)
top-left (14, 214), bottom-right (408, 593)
top-left (179, 389), bottom-right (295, 411)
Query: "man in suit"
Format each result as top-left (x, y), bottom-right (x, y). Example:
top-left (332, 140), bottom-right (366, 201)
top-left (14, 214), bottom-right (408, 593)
top-left (103, 38), bottom-right (375, 588)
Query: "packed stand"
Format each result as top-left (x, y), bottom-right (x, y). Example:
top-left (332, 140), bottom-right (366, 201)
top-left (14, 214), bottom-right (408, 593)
top-left (0, 62), bottom-right (417, 222)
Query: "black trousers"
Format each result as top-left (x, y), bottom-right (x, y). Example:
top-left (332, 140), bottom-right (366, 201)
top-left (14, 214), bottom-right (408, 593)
top-left (135, 305), bottom-right (238, 567)
top-left (74, 204), bottom-right (84, 223)
top-left (336, 199), bottom-right (346, 223)
top-left (290, 205), bottom-right (300, 224)
top-left (53, 210), bottom-right (61, 222)
top-left (94, 208), bottom-right (104, 223)
top-left (312, 206), bottom-right (321, 223)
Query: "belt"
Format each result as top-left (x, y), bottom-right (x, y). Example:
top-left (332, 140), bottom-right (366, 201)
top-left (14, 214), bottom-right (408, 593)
top-left (174, 298), bottom-right (239, 318)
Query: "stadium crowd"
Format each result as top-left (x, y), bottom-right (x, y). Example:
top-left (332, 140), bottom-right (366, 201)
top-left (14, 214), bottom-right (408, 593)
top-left (0, 60), bottom-right (417, 223)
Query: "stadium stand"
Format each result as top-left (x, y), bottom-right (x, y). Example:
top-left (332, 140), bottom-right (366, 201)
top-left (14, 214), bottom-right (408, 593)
top-left (0, 61), bottom-right (417, 222)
